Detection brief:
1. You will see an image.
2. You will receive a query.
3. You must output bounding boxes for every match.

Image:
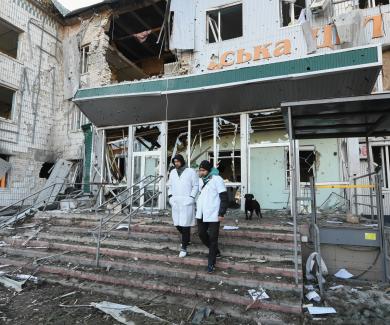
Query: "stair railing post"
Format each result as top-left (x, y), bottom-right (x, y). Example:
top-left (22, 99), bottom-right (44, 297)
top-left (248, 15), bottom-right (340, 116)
top-left (288, 106), bottom-right (299, 286)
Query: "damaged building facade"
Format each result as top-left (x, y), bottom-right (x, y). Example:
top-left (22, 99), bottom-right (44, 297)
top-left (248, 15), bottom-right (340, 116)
top-left (74, 0), bottom-right (390, 215)
top-left (1, 1), bottom-right (390, 321)
top-left (0, 0), bottom-right (84, 207)
top-left (2, 0), bottom-right (390, 214)
top-left (0, 0), bottom-right (176, 207)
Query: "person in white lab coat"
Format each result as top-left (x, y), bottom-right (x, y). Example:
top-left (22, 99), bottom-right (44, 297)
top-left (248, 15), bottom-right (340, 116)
top-left (167, 154), bottom-right (198, 257)
top-left (196, 160), bottom-right (228, 273)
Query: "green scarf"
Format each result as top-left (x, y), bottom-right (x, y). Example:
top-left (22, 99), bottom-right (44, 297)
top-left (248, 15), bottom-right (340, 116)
top-left (202, 168), bottom-right (219, 186)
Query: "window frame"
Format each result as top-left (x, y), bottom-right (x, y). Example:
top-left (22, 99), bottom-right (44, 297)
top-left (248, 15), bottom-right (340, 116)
top-left (80, 44), bottom-right (90, 75)
top-left (0, 18), bottom-right (22, 60)
top-left (0, 85), bottom-right (17, 122)
top-left (206, 2), bottom-right (243, 44)
top-left (371, 144), bottom-right (390, 190)
top-left (280, 0), bottom-right (307, 28)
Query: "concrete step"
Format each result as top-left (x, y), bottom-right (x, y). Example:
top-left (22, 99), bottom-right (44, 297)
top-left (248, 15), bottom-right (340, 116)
top-left (2, 238), bottom-right (302, 280)
top-left (0, 245), bottom-right (300, 292)
top-left (36, 225), bottom-right (298, 251)
top-left (0, 255), bottom-right (302, 315)
top-left (34, 217), bottom-right (297, 242)
top-left (35, 211), bottom-right (295, 233)
top-left (45, 275), bottom-right (297, 324)
top-left (15, 231), bottom-right (301, 263)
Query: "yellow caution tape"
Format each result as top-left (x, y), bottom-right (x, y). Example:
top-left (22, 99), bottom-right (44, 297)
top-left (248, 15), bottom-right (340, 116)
top-left (315, 184), bottom-right (375, 189)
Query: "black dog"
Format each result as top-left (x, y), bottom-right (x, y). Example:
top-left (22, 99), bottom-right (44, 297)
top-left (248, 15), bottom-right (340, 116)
top-left (244, 194), bottom-right (262, 220)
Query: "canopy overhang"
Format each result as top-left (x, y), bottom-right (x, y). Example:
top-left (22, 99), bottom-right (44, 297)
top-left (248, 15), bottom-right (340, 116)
top-left (281, 92), bottom-right (390, 139)
top-left (74, 46), bottom-right (382, 127)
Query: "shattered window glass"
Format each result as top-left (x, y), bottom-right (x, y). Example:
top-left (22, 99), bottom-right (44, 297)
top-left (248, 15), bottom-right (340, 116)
top-left (133, 124), bottom-right (162, 152)
top-left (207, 4), bottom-right (243, 43)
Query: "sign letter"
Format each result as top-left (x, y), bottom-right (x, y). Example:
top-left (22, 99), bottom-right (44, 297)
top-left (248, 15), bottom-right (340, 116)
top-left (237, 49), bottom-right (252, 64)
top-left (364, 15), bottom-right (384, 39)
top-left (273, 40), bottom-right (292, 57)
top-left (253, 43), bottom-right (272, 61)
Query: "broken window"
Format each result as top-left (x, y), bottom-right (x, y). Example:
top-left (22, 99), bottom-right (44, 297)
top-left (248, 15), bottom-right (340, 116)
top-left (167, 121), bottom-right (189, 171)
top-left (134, 125), bottom-right (162, 152)
top-left (286, 148), bottom-right (317, 184)
top-left (39, 162), bottom-right (54, 179)
top-left (298, 149), bottom-right (316, 183)
top-left (0, 19), bottom-right (20, 59)
top-left (207, 3), bottom-right (243, 43)
top-left (209, 151), bottom-right (241, 181)
top-left (281, 0), bottom-right (306, 27)
top-left (359, 0), bottom-right (389, 9)
top-left (80, 45), bottom-right (90, 74)
top-left (106, 128), bottom-right (129, 184)
top-left (0, 85), bottom-right (15, 120)
top-left (0, 154), bottom-right (10, 188)
top-left (372, 145), bottom-right (390, 189)
top-left (249, 110), bottom-right (286, 144)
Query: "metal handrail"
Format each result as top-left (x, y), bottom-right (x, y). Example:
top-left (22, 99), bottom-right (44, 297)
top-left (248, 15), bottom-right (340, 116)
top-left (92, 175), bottom-right (163, 266)
top-left (96, 175), bottom-right (158, 212)
top-left (352, 171), bottom-right (378, 181)
top-left (96, 176), bottom-right (155, 210)
top-left (0, 182), bottom-right (112, 230)
top-left (0, 183), bottom-right (57, 213)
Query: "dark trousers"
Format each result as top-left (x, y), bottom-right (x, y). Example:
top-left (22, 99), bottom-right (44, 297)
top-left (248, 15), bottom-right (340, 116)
top-left (176, 226), bottom-right (191, 249)
top-left (197, 219), bottom-right (220, 266)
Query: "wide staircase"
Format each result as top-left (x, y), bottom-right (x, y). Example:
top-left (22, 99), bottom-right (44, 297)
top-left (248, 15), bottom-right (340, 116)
top-left (0, 210), bottom-right (303, 324)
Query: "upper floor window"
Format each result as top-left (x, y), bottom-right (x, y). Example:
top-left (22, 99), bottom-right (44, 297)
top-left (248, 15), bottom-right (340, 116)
top-left (206, 3), bottom-right (243, 43)
top-left (359, 0), bottom-right (389, 8)
top-left (80, 45), bottom-right (90, 74)
top-left (0, 19), bottom-right (21, 59)
top-left (0, 85), bottom-right (15, 120)
top-left (281, 0), bottom-right (306, 27)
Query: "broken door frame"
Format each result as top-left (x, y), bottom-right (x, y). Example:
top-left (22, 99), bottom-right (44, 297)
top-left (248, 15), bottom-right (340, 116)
top-left (130, 121), bottom-right (167, 210)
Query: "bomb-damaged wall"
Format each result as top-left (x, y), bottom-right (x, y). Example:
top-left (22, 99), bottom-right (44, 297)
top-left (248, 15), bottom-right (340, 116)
top-left (0, 0), bottom-right (65, 206)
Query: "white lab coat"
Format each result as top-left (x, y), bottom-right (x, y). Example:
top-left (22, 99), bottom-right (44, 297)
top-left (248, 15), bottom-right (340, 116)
top-left (167, 168), bottom-right (199, 227)
top-left (196, 175), bottom-right (227, 222)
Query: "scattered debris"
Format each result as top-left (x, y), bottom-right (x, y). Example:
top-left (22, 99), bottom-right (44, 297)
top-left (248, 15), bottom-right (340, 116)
top-left (116, 224), bottom-right (129, 230)
top-left (22, 227), bottom-right (43, 246)
top-left (334, 268), bottom-right (354, 279)
top-left (306, 252), bottom-right (328, 282)
top-left (248, 287), bottom-right (270, 301)
top-left (305, 284), bottom-right (315, 291)
top-left (306, 291), bottom-right (321, 302)
top-left (308, 306), bottom-right (337, 315)
top-left (0, 276), bottom-right (25, 292)
top-left (0, 241), bottom-right (9, 247)
top-left (53, 291), bottom-right (78, 301)
top-left (346, 213), bottom-right (360, 224)
top-left (191, 307), bottom-right (212, 325)
top-left (91, 301), bottom-right (169, 325)
top-left (329, 285), bottom-right (344, 291)
top-left (223, 225), bottom-right (239, 230)
top-left (14, 274), bottom-right (39, 284)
